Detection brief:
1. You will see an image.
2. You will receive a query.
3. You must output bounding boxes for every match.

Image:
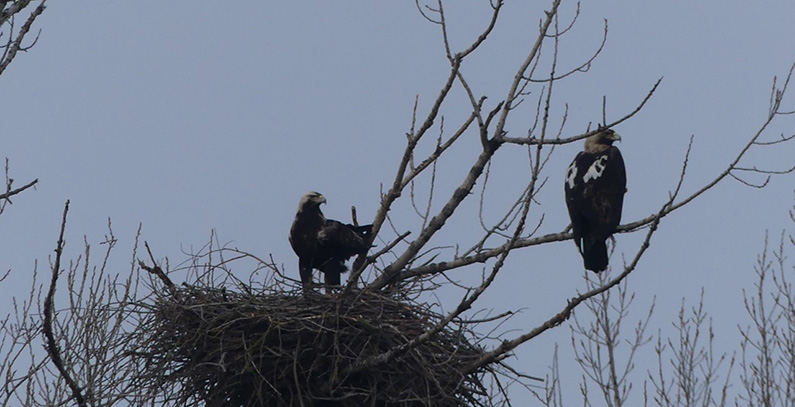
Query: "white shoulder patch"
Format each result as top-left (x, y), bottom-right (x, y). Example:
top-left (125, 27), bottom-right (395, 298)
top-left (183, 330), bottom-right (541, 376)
top-left (583, 155), bottom-right (608, 183)
top-left (565, 161), bottom-right (578, 189)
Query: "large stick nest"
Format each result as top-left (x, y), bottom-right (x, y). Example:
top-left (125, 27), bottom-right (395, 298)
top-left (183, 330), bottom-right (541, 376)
top-left (135, 284), bottom-right (495, 407)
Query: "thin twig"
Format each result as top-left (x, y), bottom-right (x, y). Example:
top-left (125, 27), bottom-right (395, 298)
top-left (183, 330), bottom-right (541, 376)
top-left (0, 177), bottom-right (37, 201)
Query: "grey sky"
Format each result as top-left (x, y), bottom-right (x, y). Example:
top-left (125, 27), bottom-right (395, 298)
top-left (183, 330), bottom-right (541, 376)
top-left (2, 1), bottom-right (794, 403)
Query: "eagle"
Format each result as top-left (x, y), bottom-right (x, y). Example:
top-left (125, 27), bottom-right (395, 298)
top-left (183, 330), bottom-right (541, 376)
top-left (289, 191), bottom-right (372, 291)
top-left (564, 127), bottom-right (626, 272)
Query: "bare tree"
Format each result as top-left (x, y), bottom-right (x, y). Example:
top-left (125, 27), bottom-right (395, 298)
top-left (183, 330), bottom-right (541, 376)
top-left (0, 1), bottom-right (45, 405)
top-left (560, 198), bottom-right (795, 407)
top-left (569, 273), bottom-right (654, 407)
top-left (0, 0), bottom-right (45, 212)
top-left (646, 292), bottom-right (734, 407)
top-left (738, 228), bottom-right (795, 407)
top-left (342, 0), bottom-right (794, 379)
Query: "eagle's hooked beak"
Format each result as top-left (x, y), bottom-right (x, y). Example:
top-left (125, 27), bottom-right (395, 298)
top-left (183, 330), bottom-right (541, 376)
top-left (610, 132), bottom-right (622, 142)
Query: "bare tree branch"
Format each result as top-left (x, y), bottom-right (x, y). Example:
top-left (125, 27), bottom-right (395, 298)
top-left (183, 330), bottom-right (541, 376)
top-left (138, 241), bottom-right (176, 296)
top-left (367, 0), bottom-right (566, 291)
top-left (528, 16), bottom-right (607, 83)
top-left (463, 195), bottom-right (670, 375)
top-left (346, 56), bottom-right (463, 288)
top-left (621, 62), bottom-right (795, 232)
top-left (500, 77), bottom-right (663, 146)
top-left (349, 173), bottom-right (535, 376)
top-left (42, 200), bottom-right (87, 407)
top-left (0, 177), bottom-right (37, 202)
top-left (0, 0), bottom-right (46, 75)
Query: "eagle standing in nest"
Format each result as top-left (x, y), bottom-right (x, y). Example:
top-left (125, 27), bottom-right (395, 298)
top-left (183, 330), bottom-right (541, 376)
top-left (289, 191), bottom-right (372, 291)
top-left (564, 127), bottom-right (626, 272)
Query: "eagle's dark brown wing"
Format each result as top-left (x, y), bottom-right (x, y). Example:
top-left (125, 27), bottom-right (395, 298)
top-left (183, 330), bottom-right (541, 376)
top-left (314, 220), bottom-right (372, 286)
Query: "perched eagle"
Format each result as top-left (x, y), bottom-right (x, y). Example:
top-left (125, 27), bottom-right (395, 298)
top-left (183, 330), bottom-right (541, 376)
top-left (289, 191), bottom-right (372, 290)
top-left (564, 128), bottom-right (626, 272)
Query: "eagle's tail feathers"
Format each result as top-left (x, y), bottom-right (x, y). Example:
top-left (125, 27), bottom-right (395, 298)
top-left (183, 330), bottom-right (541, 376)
top-left (582, 238), bottom-right (609, 273)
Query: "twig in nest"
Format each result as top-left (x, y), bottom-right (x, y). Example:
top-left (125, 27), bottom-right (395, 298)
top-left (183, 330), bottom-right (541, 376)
top-left (139, 241), bottom-right (176, 296)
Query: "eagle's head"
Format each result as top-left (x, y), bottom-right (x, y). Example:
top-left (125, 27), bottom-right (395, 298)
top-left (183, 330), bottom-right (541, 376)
top-left (298, 191), bottom-right (326, 214)
top-left (585, 128), bottom-right (621, 153)
top-left (598, 128), bottom-right (621, 145)
top-left (298, 191), bottom-right (326, 212)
